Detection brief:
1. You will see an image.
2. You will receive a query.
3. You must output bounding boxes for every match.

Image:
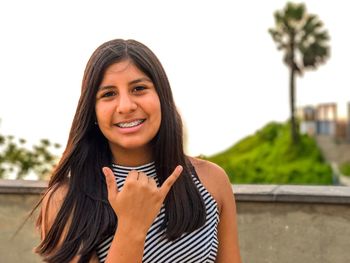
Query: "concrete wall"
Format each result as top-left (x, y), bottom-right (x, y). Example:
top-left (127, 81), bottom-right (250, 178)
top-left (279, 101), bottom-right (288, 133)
top-left (236, 184), bottom-right (350, 263)
top-left (0, 193), bottom-right (41, 263)
top-left (1, 180), bottom-right (350, 263)
top-left (238, 201), bottom-right (350, 263)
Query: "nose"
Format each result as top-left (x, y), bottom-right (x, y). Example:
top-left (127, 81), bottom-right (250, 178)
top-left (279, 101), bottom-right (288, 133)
top-left (117, 93), bottom-right (137, 114)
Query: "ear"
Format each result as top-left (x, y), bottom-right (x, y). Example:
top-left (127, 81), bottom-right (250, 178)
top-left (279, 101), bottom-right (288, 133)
top-left (93, 115), bottom-right (98, 125)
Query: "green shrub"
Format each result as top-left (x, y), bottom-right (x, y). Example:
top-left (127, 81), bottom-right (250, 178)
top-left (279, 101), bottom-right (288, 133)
top-left (205, 121), bottom-right (332, 185)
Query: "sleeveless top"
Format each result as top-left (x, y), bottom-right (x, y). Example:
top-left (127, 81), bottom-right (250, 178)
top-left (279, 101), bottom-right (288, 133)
top-left (96, 162), bottom-right (219, 263)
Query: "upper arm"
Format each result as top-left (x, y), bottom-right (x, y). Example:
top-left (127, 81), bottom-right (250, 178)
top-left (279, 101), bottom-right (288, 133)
top-left (190, 158), bottom-right (242, 263)
top-left (40, 184), bottom-right (69, 240)
top-left (39, 184), bottom-right (100, 263)
top-left (214, 168), bottom-right (242, 263)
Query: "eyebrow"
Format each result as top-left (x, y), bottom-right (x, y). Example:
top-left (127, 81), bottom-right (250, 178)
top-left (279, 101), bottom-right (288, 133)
top-left (98, 77), bottom-right (153, 91)
top-left (129, 77), bottom-right (152, 85)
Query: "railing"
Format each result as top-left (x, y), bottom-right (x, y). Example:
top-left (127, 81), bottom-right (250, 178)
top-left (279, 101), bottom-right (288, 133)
top-left (1, 180), bottom-right (350, 263)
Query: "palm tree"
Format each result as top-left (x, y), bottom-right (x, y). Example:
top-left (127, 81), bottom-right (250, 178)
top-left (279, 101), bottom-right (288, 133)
top-left (269, 2), bottom-right (330, 144)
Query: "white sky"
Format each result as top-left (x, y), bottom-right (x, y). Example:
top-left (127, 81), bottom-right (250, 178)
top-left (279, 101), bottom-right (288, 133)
top-left (0, 0), bottom-right (349, 157)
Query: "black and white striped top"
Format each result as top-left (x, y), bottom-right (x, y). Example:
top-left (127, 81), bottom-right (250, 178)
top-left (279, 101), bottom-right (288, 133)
top-left (96, 162), bottom-right (219, 263)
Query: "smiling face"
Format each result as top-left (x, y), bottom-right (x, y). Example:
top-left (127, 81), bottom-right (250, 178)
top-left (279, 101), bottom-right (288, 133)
top-left (95, 59), bottom-right (161, 163)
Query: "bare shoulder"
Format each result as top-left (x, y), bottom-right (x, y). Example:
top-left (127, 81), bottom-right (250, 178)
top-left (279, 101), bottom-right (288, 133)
top-left (188, 157), bottom-right (233, 213)
top-left (189, 156), bottom-right (228, 181)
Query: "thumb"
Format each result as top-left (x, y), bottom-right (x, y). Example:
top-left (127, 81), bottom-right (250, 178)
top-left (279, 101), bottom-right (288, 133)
top-left (102, 167), bottom-right (119, 199)
top-left (160, 165), bottom-right (183, 198)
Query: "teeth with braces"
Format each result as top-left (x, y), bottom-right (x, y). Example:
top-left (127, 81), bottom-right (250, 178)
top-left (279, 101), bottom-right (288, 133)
top-left (117, 119), bottom-right (144, 128)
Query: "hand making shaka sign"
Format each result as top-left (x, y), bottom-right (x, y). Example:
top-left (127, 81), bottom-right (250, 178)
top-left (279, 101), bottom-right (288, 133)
top-left (102, 165), bottom-right (183, 236)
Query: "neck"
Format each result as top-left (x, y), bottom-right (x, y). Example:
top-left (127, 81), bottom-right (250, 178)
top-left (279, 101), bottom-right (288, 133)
top-left (110, 144), bottom-right (153, 166)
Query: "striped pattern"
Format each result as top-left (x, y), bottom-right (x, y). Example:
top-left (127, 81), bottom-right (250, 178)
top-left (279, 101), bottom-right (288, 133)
top-left (96, 162), bottom-right (219, 263)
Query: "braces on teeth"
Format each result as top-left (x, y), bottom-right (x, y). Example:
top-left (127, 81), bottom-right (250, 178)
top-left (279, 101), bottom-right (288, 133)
top-left (117, 119), bottom-right (144, 128)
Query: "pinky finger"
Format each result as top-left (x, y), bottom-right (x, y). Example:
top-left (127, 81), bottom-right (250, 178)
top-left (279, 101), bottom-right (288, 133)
top-left (160, 165), bottom-right (183, 197)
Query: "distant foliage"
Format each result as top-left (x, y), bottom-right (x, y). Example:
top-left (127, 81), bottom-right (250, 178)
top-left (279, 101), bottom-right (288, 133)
top-left (340, 162), bottom-right (350, 177)
top-left (0, 134), bottom-right (60, 180)
top-left (269, 2), bottom-right (330, 144)
top-left (205, 122), bottom-right (332, 184)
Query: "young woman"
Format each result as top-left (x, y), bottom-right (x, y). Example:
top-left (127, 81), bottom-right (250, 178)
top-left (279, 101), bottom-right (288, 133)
top-left (35, 39), bottom-right (242, 263)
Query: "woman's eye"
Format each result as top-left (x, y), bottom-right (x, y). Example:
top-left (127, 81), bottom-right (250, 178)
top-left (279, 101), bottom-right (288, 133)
top-left (133, 86), bottom-right (146, 92)
top-left (102, 91), bottom-right (116, 98)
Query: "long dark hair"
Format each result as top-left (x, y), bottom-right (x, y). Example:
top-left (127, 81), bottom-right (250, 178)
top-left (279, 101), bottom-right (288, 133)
top-left (35, 39), bottom-right (206, 262)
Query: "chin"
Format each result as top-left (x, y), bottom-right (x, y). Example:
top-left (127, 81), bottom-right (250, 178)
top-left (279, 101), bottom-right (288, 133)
top-left (116, 140), bottom-right (151, 151)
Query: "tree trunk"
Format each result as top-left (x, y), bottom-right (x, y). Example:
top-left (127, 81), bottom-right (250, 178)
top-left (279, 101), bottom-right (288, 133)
top-left (290, 66), bottom-right (298, 144)
top-left (289, 33), bottom-right (298, 145)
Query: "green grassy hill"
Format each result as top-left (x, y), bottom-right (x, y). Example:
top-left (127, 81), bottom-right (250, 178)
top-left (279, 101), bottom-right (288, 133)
top-left (205, 122), bottom-right (333, 185)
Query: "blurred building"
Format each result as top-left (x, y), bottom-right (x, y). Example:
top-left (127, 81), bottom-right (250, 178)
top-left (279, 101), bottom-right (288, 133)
top-left (298, 102), bottom-right (350, 142)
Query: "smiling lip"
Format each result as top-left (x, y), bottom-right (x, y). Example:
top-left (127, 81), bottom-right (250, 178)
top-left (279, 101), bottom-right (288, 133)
top-left (114, 119), bottom-right (146, 134)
